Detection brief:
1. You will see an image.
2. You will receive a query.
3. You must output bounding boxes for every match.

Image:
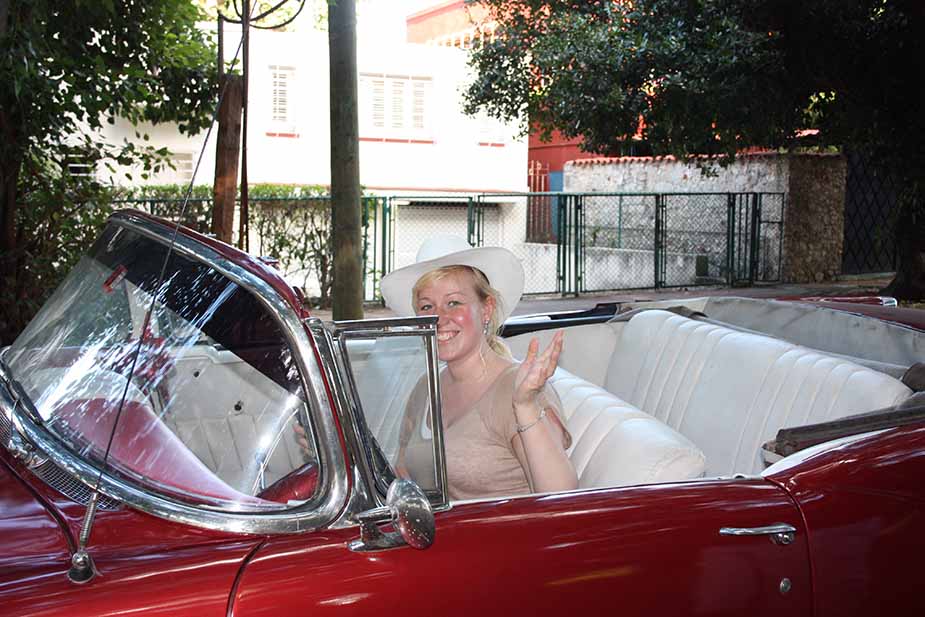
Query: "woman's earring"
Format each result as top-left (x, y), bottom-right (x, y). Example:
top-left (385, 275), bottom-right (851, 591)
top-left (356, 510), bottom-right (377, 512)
top-left (483, 321), bottom-right (490, 336)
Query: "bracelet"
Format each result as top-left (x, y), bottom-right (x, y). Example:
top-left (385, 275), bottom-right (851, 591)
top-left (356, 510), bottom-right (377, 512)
top-left (516, 408), bottom-right (547, 433)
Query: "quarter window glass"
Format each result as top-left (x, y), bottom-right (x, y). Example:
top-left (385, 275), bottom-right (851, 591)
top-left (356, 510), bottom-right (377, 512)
top-left (343, 335), bottom-right (440, 497)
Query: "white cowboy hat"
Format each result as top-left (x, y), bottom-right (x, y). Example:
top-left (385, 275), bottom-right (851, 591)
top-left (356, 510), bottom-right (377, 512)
top-left (381, 234), bottom-right (525, 323)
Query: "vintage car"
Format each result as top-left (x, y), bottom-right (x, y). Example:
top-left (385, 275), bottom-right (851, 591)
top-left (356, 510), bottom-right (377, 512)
top-left (1, 210), bottom-right (923, 616)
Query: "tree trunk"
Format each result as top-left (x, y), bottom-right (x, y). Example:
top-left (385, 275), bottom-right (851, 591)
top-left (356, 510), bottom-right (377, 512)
top-left (0, 149), bottom-right (22, 345)
top-left (880, 195), bottom-right (925, 300)
top-left (212, 75), bottom-right (243, 244)
top-left (328, 0), bottom-right (363, 320)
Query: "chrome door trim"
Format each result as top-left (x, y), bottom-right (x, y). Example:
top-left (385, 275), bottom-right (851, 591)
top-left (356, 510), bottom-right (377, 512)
top-left (720, 523), bottom-right (797, 545)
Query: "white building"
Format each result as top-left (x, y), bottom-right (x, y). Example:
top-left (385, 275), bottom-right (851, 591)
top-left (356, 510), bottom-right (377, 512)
top-left (100, 19), bottom-right (528, 197)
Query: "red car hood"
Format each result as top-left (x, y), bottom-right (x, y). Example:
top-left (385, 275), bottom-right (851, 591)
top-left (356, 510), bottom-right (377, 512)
top-left (0, 457), bottom-right (72, 573)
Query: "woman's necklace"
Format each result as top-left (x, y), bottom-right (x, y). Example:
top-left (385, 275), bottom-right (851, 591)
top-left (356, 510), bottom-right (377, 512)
top-left (450, 345), bottom-right (490, 385)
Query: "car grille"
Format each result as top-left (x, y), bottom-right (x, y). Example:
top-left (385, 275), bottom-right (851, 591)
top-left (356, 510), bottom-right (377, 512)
top-left (0, 410), bottom-right (10, 446)
top-left (3, 404), bottom-right (120, 510)
top-left (31, 460), bottom-right (121, 510)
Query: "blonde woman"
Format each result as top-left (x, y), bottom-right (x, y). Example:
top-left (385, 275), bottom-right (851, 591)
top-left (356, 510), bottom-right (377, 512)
top-left (381, 235), bottom-right (577, 500)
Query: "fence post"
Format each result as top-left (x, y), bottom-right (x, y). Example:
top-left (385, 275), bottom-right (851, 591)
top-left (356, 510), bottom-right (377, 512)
top-left (726, 193), bottom-right (736, 286)
top-left (574, 194), bottom-right (584, 295)
top-left (749, 193), bottom-right (761, 284)
top-left (556, 194), bottom-right (568, 295)
top-left (654, 194), bottom-right (666, 289)
top-left (360, 197), bottom-right (372, 301)
top-left (466, 197), bottom-right (476, 246)
top-left (617, 194), bottom-right (623, 248)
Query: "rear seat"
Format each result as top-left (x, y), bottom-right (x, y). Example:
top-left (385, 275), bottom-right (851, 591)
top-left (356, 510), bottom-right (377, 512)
top-left (551, 368), bottom-right (705, 489)
top-left (509, 309), bottom-right (913, 479)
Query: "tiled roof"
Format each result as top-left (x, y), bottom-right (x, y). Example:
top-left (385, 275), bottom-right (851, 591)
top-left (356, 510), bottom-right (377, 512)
top-left (567, 150), bottom-right (838, 166)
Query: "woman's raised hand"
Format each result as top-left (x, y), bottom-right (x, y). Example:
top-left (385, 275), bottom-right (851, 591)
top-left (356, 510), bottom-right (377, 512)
top-left (513, 330), bottom-right (564, 408)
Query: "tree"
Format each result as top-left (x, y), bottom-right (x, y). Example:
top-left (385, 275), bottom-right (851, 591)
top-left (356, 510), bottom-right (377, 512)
top-left (328, 0), bottom-right (364, 320)
top-left (464, 0), bottom-right (925, 299)
top-left (0, 0), bottom-right (218, 344)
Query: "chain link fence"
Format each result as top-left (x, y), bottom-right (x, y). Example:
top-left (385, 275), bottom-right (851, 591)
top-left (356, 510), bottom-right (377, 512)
top-left (389, 196), bottom-right (503, 271)
top-left (113, 190), bottom-right (784, 304)
top-left (115, 196), bottom-right (388, 304)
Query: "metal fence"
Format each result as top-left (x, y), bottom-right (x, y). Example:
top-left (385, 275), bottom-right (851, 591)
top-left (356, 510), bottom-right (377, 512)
top-left (517, 191), bottom-right (784, 296)
top-left (843, 152), bottom-right (898, 274)
top-left (113, 190), bottom-right (784, 303)
top-left (114, 196), bottom-right (390, 303)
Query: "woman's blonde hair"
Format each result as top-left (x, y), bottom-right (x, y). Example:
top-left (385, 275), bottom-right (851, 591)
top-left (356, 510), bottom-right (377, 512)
top-left (412, 264), bottom-right (512, 360)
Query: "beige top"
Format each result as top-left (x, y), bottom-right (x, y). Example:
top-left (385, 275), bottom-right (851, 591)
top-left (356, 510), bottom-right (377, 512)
top-left (401, 365), bottom-right (571, 501)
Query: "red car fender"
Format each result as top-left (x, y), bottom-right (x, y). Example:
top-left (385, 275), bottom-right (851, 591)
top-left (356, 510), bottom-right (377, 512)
top-left (766, 423), bottom-right (925, 617)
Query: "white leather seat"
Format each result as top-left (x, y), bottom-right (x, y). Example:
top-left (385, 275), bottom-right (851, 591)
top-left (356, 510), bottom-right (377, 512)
top-left (509, 309), bottom-right (914, 478)
top-left (604, 311), bottom-right (913, 475)
top-left (550, 369), bottom-right (706, 489)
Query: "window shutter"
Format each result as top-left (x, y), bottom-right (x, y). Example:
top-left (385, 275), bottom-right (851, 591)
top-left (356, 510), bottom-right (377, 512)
top-left (372, 78), bottom-right (385, 128)
top-left (269, 65), bottom-right (296, 130)
top-left (390, 79), bottom-right (406, 129)
top-left (412, 79), bottom-right (427, 130)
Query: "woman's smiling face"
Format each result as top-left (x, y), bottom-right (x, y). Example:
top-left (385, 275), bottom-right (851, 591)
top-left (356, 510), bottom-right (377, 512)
top-left (414, 270), bottom-right (493, 363)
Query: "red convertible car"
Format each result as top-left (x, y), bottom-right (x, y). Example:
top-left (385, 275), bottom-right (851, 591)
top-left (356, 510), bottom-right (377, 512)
top-left (1, 210), bottom-right (923, 616)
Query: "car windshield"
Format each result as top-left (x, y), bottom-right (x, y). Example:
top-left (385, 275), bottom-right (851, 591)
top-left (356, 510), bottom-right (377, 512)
top-left (4, 221), bottom-right (320, 511)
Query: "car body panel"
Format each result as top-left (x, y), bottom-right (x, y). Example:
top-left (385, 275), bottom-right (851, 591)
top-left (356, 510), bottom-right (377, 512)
top-left (767, 424), bottom-right (925, 616)
top-left (0, 458), bottom-right (72, 571)
top-left (0, 538), bottom-right (260, 617)
top-left (233, 479), bottom-right (811, 617)
top-left (0, 442), bottom-right (264, 617)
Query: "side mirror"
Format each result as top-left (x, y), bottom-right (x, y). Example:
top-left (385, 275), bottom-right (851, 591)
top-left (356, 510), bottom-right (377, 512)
top-left (349, 479), bottom-right (435, 552)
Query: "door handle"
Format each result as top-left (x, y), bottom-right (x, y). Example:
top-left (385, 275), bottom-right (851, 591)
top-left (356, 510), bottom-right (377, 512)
top-left (719, 523), bottom-right (796, 545)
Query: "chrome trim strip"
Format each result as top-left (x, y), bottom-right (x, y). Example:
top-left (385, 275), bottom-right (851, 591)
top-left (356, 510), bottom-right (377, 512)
top-left (5, 213), bottom-right (349, 534)
top-left (305, 319), bottom-right (378, 527)
top-left (719, 523), bottom-right (797, 536)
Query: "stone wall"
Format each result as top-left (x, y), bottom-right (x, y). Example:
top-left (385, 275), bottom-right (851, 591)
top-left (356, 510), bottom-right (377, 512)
top-left (563, 153), bottom-right (847, 283)
top-left (564, 153), bottom-right (788, 194)
top-left (783, 155), bottom-right (846, 282)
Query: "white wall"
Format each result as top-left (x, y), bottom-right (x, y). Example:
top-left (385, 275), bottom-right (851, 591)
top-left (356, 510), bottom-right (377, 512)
top-left (98, 27), bottom-right (528, 195)
top-left (564, 154), bottom-right (789, 193)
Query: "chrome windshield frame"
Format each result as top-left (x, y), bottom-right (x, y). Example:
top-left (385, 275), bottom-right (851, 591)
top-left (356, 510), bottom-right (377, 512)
top-left (1, 211), bottom-right (349, 535)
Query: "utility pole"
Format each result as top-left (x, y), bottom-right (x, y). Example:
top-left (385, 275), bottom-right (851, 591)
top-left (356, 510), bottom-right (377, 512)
top-left (328, 0), bottom-right (364, 320)
top-left (212, 16), bottom-right (244, 244)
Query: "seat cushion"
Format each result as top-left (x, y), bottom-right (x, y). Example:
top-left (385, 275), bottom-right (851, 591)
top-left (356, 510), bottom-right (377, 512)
top-left (550, 369), bottom-right (706, 489)
top-left (604, 310), bottom-right (913, 476)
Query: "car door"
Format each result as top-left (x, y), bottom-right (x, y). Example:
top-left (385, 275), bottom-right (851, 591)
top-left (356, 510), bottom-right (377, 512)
top-left (231, 319), bottom-right (812, 616)
top-left (231, 477), bottom-right (811, 616)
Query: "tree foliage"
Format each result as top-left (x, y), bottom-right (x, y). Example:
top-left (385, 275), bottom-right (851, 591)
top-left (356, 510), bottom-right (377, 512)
top-left (464, 0), bottom-right (924, 297)
top-left (0, 0), bottom-right (218, 344)
top-left (465, 0), bottom-right (924, 161)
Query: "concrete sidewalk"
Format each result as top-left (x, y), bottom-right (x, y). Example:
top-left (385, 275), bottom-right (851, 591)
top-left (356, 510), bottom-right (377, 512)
top-left (311, 275), bottom-right (897, 321)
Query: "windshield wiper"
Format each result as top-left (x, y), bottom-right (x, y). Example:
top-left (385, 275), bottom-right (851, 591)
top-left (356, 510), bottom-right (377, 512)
top-left (0, 355), bottom-right (48, 471)
top-left (0, 354), bottom-right (43, 425)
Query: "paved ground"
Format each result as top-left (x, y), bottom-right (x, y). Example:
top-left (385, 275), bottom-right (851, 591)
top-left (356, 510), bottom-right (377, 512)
top-left (311, 275), bottom-right (901, 321)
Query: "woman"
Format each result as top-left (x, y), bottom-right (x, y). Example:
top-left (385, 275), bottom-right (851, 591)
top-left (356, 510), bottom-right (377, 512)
top-left (381, 235), bottom-right (578, 500)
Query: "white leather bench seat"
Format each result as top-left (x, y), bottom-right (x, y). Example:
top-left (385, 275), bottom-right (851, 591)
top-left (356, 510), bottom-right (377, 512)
top-left (550, 369), bottom-right (706, 489)
top-left (604, 311), bottom-right (913, 476)
top-left (509, 308), bottom-right (914, 481)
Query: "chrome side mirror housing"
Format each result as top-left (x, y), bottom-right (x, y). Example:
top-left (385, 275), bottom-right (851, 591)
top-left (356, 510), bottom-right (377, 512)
top-left (348, 479), bottom-right (435, 552)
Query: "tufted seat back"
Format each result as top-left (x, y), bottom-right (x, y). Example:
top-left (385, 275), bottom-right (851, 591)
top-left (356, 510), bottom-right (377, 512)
top-left (550, 369), bottom-right (706, 489)
top-left (603, 310), bottom-right (913, 475)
